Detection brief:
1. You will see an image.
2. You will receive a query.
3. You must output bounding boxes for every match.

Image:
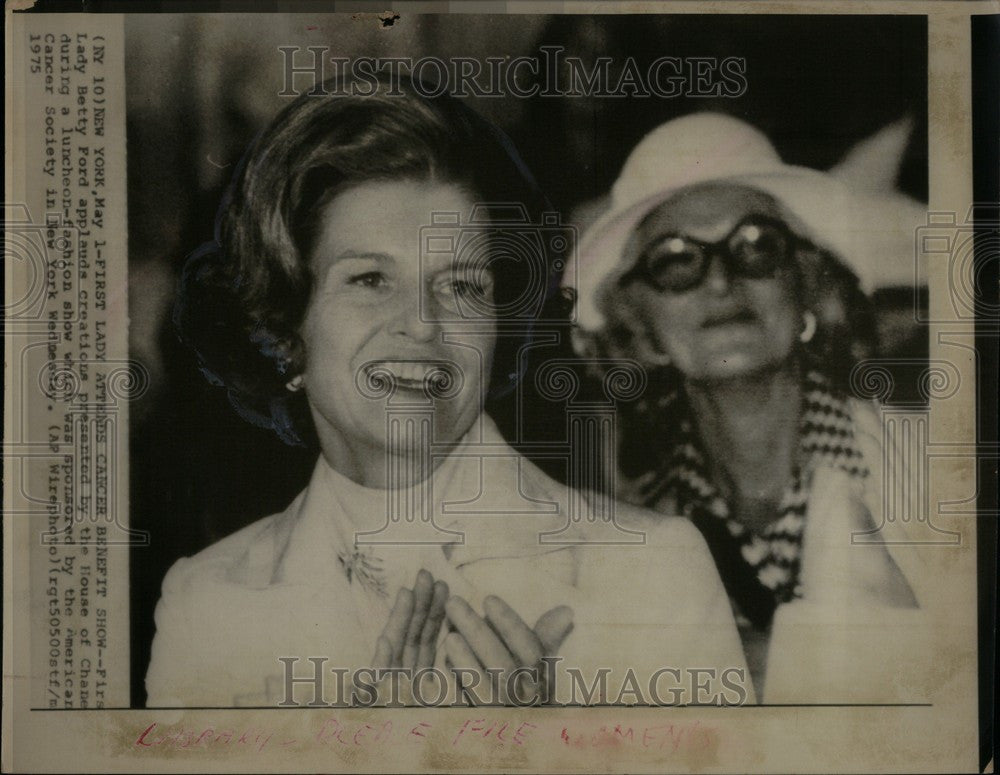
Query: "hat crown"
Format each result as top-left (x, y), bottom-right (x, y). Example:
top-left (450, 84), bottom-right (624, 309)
top-left (612, 113), bottom-right (785, 209)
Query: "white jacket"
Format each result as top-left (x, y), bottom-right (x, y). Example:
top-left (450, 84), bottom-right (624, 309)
top-left (146, 415), bottom-right (750, 707)
top-left (764, 399), bottom-right (933, 703)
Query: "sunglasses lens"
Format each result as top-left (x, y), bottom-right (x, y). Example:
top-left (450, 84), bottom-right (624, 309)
top-left (731, 220), bottom-right (790, 277)
top-left (644, 237), bottom-right (707, 291)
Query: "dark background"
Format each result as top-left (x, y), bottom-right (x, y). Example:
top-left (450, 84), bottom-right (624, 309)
top-left (124, 13), bottom-right (929, 707)
top-left (971, 14), bottom-right (998, 772)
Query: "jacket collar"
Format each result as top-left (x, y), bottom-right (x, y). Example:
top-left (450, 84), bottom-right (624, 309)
top-left (270, 413), bottom-right (580, 590)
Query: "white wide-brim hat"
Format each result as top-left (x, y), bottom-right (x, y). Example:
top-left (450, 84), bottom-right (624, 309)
top-left (572, 112), bottom-right (925, 331)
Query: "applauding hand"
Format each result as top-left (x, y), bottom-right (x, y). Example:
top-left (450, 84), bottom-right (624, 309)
top-left (364, 569), bottom-right (449, 705)
top-left (443, 595), bottom-right (574, 705)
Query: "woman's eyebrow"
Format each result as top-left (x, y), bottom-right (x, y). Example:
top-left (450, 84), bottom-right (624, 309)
top-left (331, 250), bottom-right (394, 264)
top-left (422, 257), bottom-right (485, 276)
top-left (443, 259), bottom-right (482, 272)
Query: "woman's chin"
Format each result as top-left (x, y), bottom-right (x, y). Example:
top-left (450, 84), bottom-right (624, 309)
top-left (383, 398), bottom-right (482, 446)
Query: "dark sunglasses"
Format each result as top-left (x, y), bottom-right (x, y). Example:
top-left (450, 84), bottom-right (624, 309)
top-left (621, 215), bottom-right (799, 293)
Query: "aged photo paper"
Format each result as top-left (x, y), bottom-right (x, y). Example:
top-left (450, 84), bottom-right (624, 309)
top-left (4, 1), bottom-right (996, 772)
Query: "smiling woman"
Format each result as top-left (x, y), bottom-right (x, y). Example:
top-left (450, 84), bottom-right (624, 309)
top-left (146, 74), bottom-right (750, 708)
top-left (574, 113), bottom-right (932, 703)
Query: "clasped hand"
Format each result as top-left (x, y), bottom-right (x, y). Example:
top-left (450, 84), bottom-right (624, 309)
top-left (364, 569), bottom-right (573, 706)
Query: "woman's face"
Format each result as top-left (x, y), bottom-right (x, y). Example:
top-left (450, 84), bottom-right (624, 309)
top-left (621, 183), bottom-right (803, 383)
top-left (300, 179), bottom-right (496, 472)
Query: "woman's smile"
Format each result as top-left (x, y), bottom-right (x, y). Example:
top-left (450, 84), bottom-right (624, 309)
top-left (363, 359), bottom-right (457, 391)
top-left (699, 307), bottom-right (758, 328)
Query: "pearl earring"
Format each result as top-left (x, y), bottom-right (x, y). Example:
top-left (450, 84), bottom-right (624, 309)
top-left (800, 310), bottom-right (817, 344)
top-left (286, 375), bottom-right (304, 392)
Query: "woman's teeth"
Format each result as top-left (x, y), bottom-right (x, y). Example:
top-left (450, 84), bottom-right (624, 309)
top-left (375, 361), bottom-right (446, 386)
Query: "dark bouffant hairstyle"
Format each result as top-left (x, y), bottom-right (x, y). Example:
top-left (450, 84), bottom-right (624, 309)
top-left (175, 73), bottom-right (571, 446)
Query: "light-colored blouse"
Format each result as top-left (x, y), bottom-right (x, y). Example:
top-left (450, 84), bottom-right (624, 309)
top-left (146, 414), bottom-right (750, 707)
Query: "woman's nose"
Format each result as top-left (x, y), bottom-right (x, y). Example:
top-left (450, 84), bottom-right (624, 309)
top-left (702, 253), bottom-right (732, 295)
top-left (390, 287), bottom-right (439, 343)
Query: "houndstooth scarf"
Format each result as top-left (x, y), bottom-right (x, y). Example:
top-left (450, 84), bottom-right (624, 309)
top-left (636, 370), bottom-right (868, 630)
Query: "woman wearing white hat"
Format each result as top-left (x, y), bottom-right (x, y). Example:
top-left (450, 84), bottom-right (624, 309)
top-left (573, 112), bottom-right (932, 703)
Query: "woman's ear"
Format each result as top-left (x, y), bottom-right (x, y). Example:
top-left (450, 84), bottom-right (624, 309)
top-left (591, 287), bottom-right (673, 368)
top-left (634, 330), bottom-right (672, 368)
top-left (792, 242), bottom-right (848, 335)
top-left (622, 300), bottom-right (673, 367)
top-left (792, 242), bottom-right (877, 381)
